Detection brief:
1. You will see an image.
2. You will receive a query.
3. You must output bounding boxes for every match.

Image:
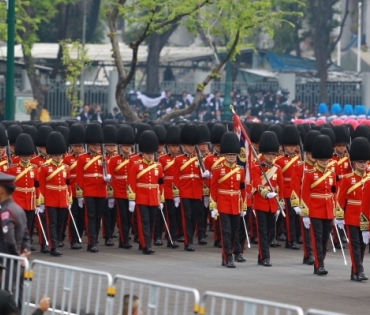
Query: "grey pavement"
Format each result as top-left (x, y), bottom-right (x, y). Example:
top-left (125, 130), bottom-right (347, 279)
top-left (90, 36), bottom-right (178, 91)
top-left (27, 235), bottom-right (370, 315)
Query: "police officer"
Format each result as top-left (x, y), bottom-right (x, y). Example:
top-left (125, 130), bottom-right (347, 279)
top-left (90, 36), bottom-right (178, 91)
top-left (0, 172), bottom-right (30, 308)
top-left (0, 127), bottom-right (9, 172)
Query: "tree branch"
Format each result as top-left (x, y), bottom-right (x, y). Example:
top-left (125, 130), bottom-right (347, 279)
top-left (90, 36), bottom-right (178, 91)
top-left (159, 30), bottom-right (240, 121)
top-left (329, 0), bottom-right (350, 54)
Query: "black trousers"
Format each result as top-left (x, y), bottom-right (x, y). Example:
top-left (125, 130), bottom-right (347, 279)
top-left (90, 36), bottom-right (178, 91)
top-left (45, 207), bottom-right (67, 250)
top-left (180, 198), bottom-right (203, 246)
top-left (154, 206), bottom-right (164, 240)
top-left (300, 217), bottom-right (312, 259)
top-left (346, 225), bottom-right (366, 274)
top-left (102, 199), bottom-right (112, 239)
top-left (247, 207), bottom-right (257, 238)
top-left (165, 199), bottom-right (178, 242)
top-left (235, 208), bottom-right (250, 254)
top-left (219, 213), bottom-right (240, 262)
top-left (285, 198), bottom-right (297, 243)
top-left (68, 198), bottom-right (84, 244)
top-left (116, 198), bottom-right (131, 244)
top-left (24, 210), bottom-right (35, 240)
top-left (84, 197), bottom-right (105, 246)
top-left (310, 218), bottom-right (332, 269)
top-left (137, 205), bottom-right (157, 249)
top-left (255, 210), bottom-right (275, 260)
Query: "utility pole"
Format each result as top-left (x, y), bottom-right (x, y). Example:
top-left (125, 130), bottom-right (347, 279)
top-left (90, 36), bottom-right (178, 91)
top-left (80, 0), bottom-right (87, 106)
top-left (5, 0), bottom-right (15, 120)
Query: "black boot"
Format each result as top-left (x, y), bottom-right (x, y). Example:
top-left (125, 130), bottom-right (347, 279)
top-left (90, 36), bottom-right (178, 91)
top-left (50, 248), bottom-right (62, 256)
top-left (270, 239), bottom-right (280, 247)
top-left (290, 241), bottom-right (300, 250)
top-left (88, 244), bottom-right (99, 253)
top-left (358, 272), bottom-right (368, 281)
top-left (143, 247), bottom-right (155, 254)
top-left (105, 238), bottom-right (114, 246)
top-left (71, 242), bottom-right (82, 250)
top-left (316, 266), bottom-right (328, 276)
top-left (198, 238), bottom-right (207, 245)
top-left (58, 241), bottom-right (64, 248)
top-left (258, 259), bottom-right (272, 267)
top-left (214, 240), bottom-right (221, 248)
top-left (154, 238), bottom-right (163, 246)
top-left (167, 241), bottom-right (179, 248)
top-left (234, 253), bottom-right (246, 262)
top-left (40, 244), bottom-right (50, 253)
top-left (184, 244), bottom-right (195, 251)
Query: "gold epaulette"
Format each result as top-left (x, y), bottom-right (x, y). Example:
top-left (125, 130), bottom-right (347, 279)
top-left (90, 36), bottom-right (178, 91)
top-left (107, 184), bottom-right (114, 198)
top-left (335, 203), bottom-right (345, 219)
top-left (36, 194), bottom-right (44, 206)
top-left (172, 183), bottom-right (179, 198)
top-left (344, 172), bottom-right (354, 179)
top-left (258, 185), bottom-right (270, 198)
top-left (76, 184), bottom-right (83, 198)
top-left (213, 164), bottom-right (223, 169)
top-left (68, 196), bottom-right (73, 205)
top-left (297, 161), bottom-right (304, 166)
top-left (126, 184), bottom-right (136, 201)
top-left (290, 190), bottom-right (300, 207)
top-left (160, 193), bottom-right (165, 203)
top-left (360, 213), bottom-right (369, 231)
top-left (305, 169), bottom-right (315, 173)
top-left (9, 163), bottom-right (17, 168)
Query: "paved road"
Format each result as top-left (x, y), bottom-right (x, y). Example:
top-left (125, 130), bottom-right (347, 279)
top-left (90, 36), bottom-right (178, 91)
top-left (26, 234), bottom-right (370, 315)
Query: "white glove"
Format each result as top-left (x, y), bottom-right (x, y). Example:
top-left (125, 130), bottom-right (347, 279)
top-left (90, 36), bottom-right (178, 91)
top-left (78, 198), bottom-right (84, 208)
top-left (362, 231), bottom-right (370, 245)
top-left (201, 170), bottom-right (210, 179)
top-left (293, 207), bottom-right (301, 215)
top-left (129, 201), bottom-right (135, 212)
top-left (240, 211), bottom-right (246, 217)
top-left (104, 174), bottom-right (112, 182)
top-left (335, 218), bottom-right (345, 230)
top-left (303, 217), bottom-right (311, 229)
top-left (108, 198), bottom-right (115, 209)
top-left (159, 203), bottom-right (164, 211)
top-left (266, 192), bottom-right (277, 199)
top-left (275, 210), bottom-right (280, 221)
top-left (35, 206), bottom-right (44, 214)
top-left (203, 196), bottom-right (209, 208)
top-left (211, 209), bottom-right (219, 219)
top-left (174, 197), bottom-right (180, 208)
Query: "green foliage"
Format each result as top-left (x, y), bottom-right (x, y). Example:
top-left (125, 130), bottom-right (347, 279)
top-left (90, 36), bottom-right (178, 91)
top-left (60, 39), bottom-right (90, 117)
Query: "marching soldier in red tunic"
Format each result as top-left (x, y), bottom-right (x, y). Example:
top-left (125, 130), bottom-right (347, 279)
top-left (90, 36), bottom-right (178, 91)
top-left (158, 125), bottom-right (181, 248)
top-left (76, 123), bottom-right (111, 253)
top-left (210, 132), bottom-right (246, 268)
top-left (251, 131), bottom-right (284, 267)
top-left (339, 137), bottom-right (370, 281)
top-left (301, 135), bottom-right (337, 276)
top-left (63, 123), bottom-right (85, 250)
top-left (274, 125), bottom-right (301, 250)
top-left (128, 130), bottom-right (164, 254)
top-left (332, 125), bottom-right (351, 180)
top-left (109, 125), bottom-right (135, 249)
top-left (290, 130), bottom-right (320, 265)
top-left (38, 132), bottom-right (72, 256)
top-left (173, 124), bottom-right (210, 251)
top-left (7, 133), bottom-right (41, 252)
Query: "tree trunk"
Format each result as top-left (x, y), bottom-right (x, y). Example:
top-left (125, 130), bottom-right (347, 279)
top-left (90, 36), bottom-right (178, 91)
top-left (146, 33), bottom-right (162, 93)
top-left (86, 0), bottom-right (101, 42)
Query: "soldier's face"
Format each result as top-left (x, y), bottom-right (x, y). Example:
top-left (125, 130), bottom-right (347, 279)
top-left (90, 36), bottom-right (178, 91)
top-left (263, 153), bottom-right (277, 164)
top-left (335, 144), bottom-right (346, 155)
top-left (317, 159), bottom-right (329, 168)
top-left (38, 147), bottom-right (47, 156)
top-left (71, 144), bottom-right (84, 154)
top-left (105, 144), bottom-right (116, 154)
top-left (183, 145), bottom-right (195, 154)
top-left (89, 144), bottom-right (100, 154)
top-left (198, 143), bottom-right (208, 153)
top-left (306, 152), bottom-right (316, 163)
top-left (51, 154), bottom-right (63, 163)
top-left (20, 156), bottom-right (32, 163)
top-left (143, 153), bottom-right (154, 161)
top-left (167, 145), bottom-right (179, 156)
top-left (225, 154), bottom-right (237, 164)
top-left (354, 161), bottom-right (367, 172)
top-left (158, 144), bottom-right (164, 154)
top-left (119, 145), bottom-right (131, 155)
top-left (284, 145), bottom-right (298, 155)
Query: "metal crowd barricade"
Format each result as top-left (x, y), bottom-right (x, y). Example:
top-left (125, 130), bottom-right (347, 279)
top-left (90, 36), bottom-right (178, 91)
top-left (0, 253), bottom-right (31, 311)
top-left (113, 274), bottom-right (200, 315)
top-left (305, 309), bottom-right (348, 315)
top-left (199, 291), bottom-right (304, 315)
top-left (27, 259), bottom-right (115, 315)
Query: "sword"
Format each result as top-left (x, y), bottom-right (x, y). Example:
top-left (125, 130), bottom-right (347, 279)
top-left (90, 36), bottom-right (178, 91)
top-left (68, 205), bottom-right (81, 243)
top-left (329, 233), bottom-right (336, 253)
top-left (160, 205), bottom-right (173, 245)
top-left (36, 212), bottom-right (49, 247)
top-left (242, 216), bottom-right (250, 248)
top-left (333, 222), bottom-right (347, 265)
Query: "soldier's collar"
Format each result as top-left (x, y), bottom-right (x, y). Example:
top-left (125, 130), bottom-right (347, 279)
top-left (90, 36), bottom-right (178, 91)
top-left (89, 152), bottom-right (99, 157)
top-left (39, 153), bottom-right (48, 159)
top-left (121, 154), bottom-right (130, 159)
top-left (51, 160), bottom-right (63, 167)
top-left (354, 169), bottom-right (366, 178)
top-left (224, 161), bottom-right (236, 168)
top-left (262, 162), bottom-right (273, 169)
top-left (285, 153), bottom-right (296, 158)
top-left (315, 165), bottom-right (326, 173)
top-left (184, 152), bottom-right (194, 158)
top-left (305, 159), bottom-right (315, 166)
top-left (334, 152), bottom-right (346, 158)
top-left (19, 160), bottom-right (30, 168)
top-left (167, 153), bottom-right (176, 158)
top-left (143, 157), bottom-right (154, 165)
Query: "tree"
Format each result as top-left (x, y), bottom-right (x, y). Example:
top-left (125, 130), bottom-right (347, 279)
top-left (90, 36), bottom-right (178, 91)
top-left (106, 0), bottom-right (301, 122)
top-left (307, 0), bottom-right (349, 103)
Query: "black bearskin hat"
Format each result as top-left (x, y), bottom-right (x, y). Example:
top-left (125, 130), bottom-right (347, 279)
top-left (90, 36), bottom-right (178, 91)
top-left (135, 123), bottom-right (152, 143)
top-left (281, 125), bottom-right (300, 145)
top-left (69, 123), bottom-right (85, 145)
top-left (85, 123), bottom-right (103, 144)
top-left (220, 132), bottom-right (240, 154)
top-left (35, 125), bottom-right (53, 147)
top-left (333, 125), bottom-right (350, 145)
top-left (297, 124), bottom-right (306, 143)
top-left (139, 130), bottom-right (158, 153)
top-left (22, 125), bottom-right (37, 144)
top-left (353, 124), bottom-right (370, 140)
top-left (7, 124), bottom-right (23, 145)
top-left (268, 125), bottom-right (283, 144)
top-left (103, 125), bottom-right (117, 144)
top-left (303, 130), bottom-right (320, 153)
top-left (259, 131), bottom-right (279, 153)
top-left (152, 125), bottom-right (167, 144)
top-left (210, 123), bottom-right (227, 144)
top-left (165, 125), bottom-right (181, 145)
top-left (0, 125), bottom-right (8, 146)
top-left (249, 123), bottom-right (265, 144)
top-left (56, 126), bottom-right (70, 147)
top-left (180, 124), bottom-right (198, 145)
top-left (197, 124), bottom-right (211, 143)
top-left (312, 135), bottom-right (333, 159)
top-left (320, 128), bottom-right (336, 147)
top-left (46, 131), bottom-right (67, 155)
top-left (117, 125), bottom-right (135, 145)
top-left (350, 137), bottom-right (370, 161)
top-left (15, 133), bottom-right (34, 156)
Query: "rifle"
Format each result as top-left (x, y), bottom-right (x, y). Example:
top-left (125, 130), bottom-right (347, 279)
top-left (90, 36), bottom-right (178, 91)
top-left (4, 130), bottom-right (11, 166)
top-left (230, 105), bottom-right (286, 217)
top-left (100, 144), bottom-right (108, 177)
top-left (194, 145), bottom-right (206, 173)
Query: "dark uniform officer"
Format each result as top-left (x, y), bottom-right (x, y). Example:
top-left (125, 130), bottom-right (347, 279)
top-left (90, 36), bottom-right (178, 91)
top-left (0, 172), bottom-right (30, 308)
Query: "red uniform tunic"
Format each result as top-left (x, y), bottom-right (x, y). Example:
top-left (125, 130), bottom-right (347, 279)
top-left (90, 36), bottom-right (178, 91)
top-left (210, 163), bottom-right (246, 215)
top-left (158, 154), bottom-right (177, 200)
top-left (11, 154), bottom-right (20, 164)
top-left (274, 154), bottom-right (300, 199)
top-left (7, 161), bottom-right (41, 210)
top-left (301, 166), bottom-right (336, 219)
top-left (204, 154), bottom-right (225, 196)
top-left (31, 155), bottom-right (51, 167)
top-left (338, 171), bottom-right (366, 227)
top-left (128, 159), bottom-right (164, 206)
top-left (361, 178), bottom-right (370, 228)
top-left (173, 153), bottom-right (203, 199)
top-left (251, 163), bottom-right (283, 213)
top-left (76, 152), bottom-right (106, 198)
top-left (332, 153), bottom-right (351, 180)
top-left (63, 153), bottom-right (79, 198)
top-left (109, 154), bottom-right (130, 199)
top-left (0, 155), bottom-right (9, 172)
top-left (38, 160), bottom-right (72, 208)
top-left (290, 160), bottom-right (316, 207)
